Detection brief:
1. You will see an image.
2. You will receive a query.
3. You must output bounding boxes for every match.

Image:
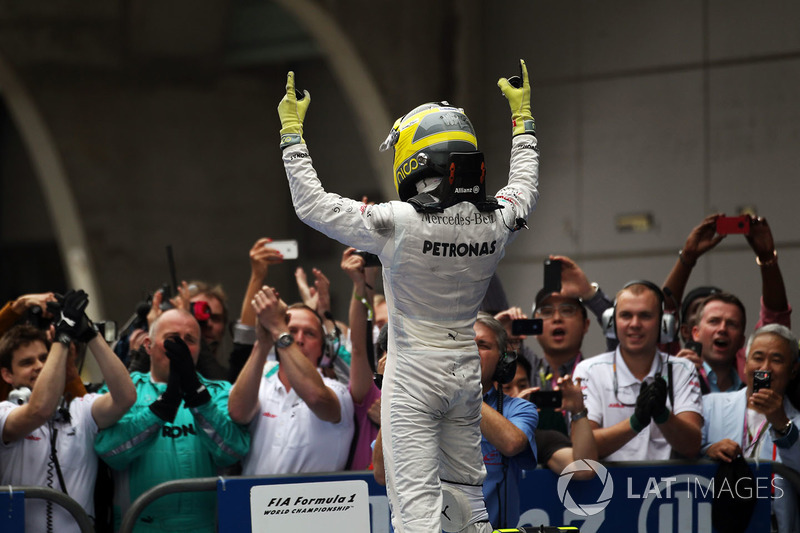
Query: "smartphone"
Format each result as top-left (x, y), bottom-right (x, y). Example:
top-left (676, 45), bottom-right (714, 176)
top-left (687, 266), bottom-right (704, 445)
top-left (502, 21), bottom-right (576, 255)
top-left (266, 239), bottom-right (299, 260)
top-left (716, 215), bottom-right (750, 235)
top-left (685, 340), bottom-right (702, 358)
top-left (753, 370), bottom-right (771, 393)
top-left (530, 390), bottom-right (562, 409)
top-left (354, 250), bottom-right (382, 267)
top-left (543, 259), bottom-right (562, 294)
top-left (511, 318), bottom-right (543, 336)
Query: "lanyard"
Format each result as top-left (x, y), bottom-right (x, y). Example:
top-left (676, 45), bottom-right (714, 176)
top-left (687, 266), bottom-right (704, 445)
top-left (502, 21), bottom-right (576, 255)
top-left (539, 354), bottom-right (582, 390)
top-left (742, 409), bottom-right (769, 457)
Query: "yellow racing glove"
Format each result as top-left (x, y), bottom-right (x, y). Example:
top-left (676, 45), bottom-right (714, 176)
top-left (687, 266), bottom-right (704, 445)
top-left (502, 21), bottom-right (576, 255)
top-left (497, 59), bottom-right (535, 137)
top-left (278, 71), bottom-right (311, 149)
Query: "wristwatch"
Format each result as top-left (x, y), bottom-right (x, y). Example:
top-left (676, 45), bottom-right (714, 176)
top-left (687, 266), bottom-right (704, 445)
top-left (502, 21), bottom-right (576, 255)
top-left (276, 332), bottom-right (295, 348)
top-left (571, 408), bottom-right (589, 421)
top-left (774, 419), bottom-right (793, 437)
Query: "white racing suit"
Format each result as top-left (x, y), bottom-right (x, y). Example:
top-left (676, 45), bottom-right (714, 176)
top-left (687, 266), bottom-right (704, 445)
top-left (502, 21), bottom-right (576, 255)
top-left (282, 133), bottom-right (539, 532)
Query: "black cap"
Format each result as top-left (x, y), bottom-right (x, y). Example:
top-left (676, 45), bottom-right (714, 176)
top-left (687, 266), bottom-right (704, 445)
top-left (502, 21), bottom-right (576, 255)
top-left (680, 286), bottom-right (722, 324)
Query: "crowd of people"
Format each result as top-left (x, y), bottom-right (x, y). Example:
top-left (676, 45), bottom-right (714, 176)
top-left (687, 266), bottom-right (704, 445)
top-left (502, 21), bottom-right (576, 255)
top-left (1, 57), bottom-right (799, 533)
top-left (1, 212), bottom-right (798, 532)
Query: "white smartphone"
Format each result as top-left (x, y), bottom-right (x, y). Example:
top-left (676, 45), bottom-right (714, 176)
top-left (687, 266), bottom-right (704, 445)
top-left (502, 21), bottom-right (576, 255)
top-left (266, 239), bottom-right (299, 260)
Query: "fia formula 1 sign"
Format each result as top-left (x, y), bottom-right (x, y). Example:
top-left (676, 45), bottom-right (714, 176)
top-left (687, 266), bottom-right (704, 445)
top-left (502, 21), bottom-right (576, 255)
top-left (250, 479), bottom-right (370, 532)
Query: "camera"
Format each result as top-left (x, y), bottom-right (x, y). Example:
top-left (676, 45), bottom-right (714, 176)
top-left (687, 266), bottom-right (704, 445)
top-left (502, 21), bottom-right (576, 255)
top-left (529, 390), bottom-right (562, 409)
top-left (716, 215), bottom-right (750, 235)
top-left (354, 250), bottom-right (382, 267)
top-left (753, 370), bottom-right (771, 393)
top-left (190, 301), bottom-right (211, 323)
top-left (511, 318), bottom-right (543, 336)
top-left (95, 321), bottom-right (118, 344)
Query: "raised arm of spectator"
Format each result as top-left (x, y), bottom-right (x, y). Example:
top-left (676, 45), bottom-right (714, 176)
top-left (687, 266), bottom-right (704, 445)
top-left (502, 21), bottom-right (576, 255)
top-left (746, 216), bottom-right (789, 314)
top-left (2, 340), bottom-right (68, 443)
top-left (146, 281), bottom-right (192, 327)
top-left (342, 248), bottom-right (375, 403)
top-left (228, 238), bottom-right (284, 382)
top-left (3, 290), bottom-right (88, 443)
top-left (240, 238), bottom-right (285, 327)
top-left (296, 265), bottom-right (338, 335)
top-left (258, 286), bottom-right (342, 422)
top-left (562, 375), bottom-right (597, 463)
top-left (662, 214), bottom-right (725, 313)
top-left (0, 292), bottom-right (56, 334)
top-left (228, 305), bottom-right (275, 424)
top-left (543, 375), bottom-right (598, 479)
top-left (88, 333), bottom-right (137, 429)
top-left (554, 254), bottom-right (615, 349)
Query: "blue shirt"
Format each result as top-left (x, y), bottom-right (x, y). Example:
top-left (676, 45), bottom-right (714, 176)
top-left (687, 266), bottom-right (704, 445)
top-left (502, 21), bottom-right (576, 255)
top-left (701, 361), bottom-right (743, 393)
top-left (482, 387), bottom-right (538, 528)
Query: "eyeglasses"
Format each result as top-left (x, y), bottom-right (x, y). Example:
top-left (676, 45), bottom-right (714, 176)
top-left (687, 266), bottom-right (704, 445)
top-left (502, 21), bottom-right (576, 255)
top-left (535, 303), bottom-right (580, 319)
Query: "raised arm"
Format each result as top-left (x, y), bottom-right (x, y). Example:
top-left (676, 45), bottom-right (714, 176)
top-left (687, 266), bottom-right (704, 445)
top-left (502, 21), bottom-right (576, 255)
top-left (240, 238), bottom-right (285, 328)
top-left (342, 248), bottom-right (376, 403)
top-left (89, 333), bottom-right (137, 429)
top-left (2, 341), bottom-right (68, 443)
top-left (662, 214), bottom-right (725, 312)
top-left (257, 286), bottom-right (342, 423)
top-left (479, 399), bottom-right (532, 457)
top-left (3, 290), bottom-right (88, 443)
top-left (228, 316), bottom-right (274, 425)
top-left (746, 215), bottom-right (789, 313)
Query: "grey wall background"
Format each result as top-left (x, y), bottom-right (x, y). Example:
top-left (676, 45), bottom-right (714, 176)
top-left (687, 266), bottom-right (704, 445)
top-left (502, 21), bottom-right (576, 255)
top-left (1, 0), bottom-right (799, 362)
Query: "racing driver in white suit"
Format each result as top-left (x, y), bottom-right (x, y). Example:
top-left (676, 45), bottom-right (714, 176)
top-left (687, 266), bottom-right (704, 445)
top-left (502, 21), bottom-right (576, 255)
top-left (277, 59), bottom-right (539, 533)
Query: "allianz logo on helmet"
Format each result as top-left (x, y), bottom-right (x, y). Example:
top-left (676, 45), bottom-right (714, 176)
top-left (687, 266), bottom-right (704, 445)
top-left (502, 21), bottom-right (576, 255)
top-left (454, 186), bottom-right (480, 194)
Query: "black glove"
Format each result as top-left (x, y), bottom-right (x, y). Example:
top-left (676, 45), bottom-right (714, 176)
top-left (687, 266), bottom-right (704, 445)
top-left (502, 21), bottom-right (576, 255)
top-left (149, 362), bottom-right (182, 422)
top-left (630, 381), bottom-right (653, 432)
top-left (649, 376), bottom-right (670, 424)
top-left (164, 336), bottom-right (210, 408)
top-left (52, 290), bottom-right (98, 344)
top-left (53, 290), bottom-right (90, 345)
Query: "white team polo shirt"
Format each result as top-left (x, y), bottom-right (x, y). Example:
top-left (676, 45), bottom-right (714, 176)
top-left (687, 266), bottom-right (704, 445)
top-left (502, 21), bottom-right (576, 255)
top-left (241, 368), bottom-right (355, 475)
top-left (0, 394), bottom-right (99, 533)
top-left (573, 349), bottom-right (702, 461)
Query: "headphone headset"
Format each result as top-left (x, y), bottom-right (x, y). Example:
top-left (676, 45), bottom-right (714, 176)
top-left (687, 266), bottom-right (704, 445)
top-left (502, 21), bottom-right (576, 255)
top-left (600, 280), bottom-right (677, 344)
top-left (294, 306), bottom-right (340, 369)
top-left (8, 386), bottom-right (32, 405)
top-left (493, 350), bottom-right (518, 385)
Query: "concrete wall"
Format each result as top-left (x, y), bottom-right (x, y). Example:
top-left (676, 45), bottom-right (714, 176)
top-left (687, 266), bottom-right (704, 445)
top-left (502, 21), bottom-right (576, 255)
top-left (2, 0), bottom-right (799, 361)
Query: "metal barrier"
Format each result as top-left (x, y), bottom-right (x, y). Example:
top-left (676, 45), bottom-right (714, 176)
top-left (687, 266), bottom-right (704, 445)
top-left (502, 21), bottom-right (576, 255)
top-left (119, 477), bottom-right (219, 533)
top-left (117, 460), bottom-right (800, 533)
top-left (0, 485), bottom-right (94, 533)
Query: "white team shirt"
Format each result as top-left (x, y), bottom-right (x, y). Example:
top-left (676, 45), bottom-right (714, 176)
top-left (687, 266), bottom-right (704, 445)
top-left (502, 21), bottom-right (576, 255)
top-left (573, 349), bottom-right (702, 461)
top-left (241, 369), bottom-right (355, 475)
top-left (0, 394), bottom-right (99, 533)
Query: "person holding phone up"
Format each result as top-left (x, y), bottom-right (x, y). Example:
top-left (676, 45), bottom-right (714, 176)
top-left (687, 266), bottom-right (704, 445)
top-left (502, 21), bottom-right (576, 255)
top-left (702, 324), bottom-right (800, 532)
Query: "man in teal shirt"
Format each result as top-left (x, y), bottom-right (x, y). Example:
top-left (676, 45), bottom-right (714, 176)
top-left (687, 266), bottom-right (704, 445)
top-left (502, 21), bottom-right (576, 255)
top-left (95, 309), bottom-right (250, 532)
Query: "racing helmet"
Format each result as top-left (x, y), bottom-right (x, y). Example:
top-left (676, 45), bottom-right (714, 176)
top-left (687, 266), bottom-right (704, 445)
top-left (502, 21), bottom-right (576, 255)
top-left (379, 102), bottom-right (478, 202)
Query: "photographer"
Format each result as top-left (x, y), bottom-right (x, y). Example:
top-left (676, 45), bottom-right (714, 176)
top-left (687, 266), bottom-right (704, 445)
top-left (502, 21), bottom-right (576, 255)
top-left (662, 214), bottom-right (791, 384)
top-left (475, 313), bottom-right (537, 529)
top-left (0, 290), bottom-right (136, 533)
top-left (702, 324), bottom-right (800, 532)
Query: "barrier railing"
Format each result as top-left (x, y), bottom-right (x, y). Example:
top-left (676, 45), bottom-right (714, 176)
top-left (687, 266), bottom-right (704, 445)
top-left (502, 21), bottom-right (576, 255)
top-left (117, 460), bottom-right (800, 533)
top-left (0, 485), bottom-right (94, 533)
